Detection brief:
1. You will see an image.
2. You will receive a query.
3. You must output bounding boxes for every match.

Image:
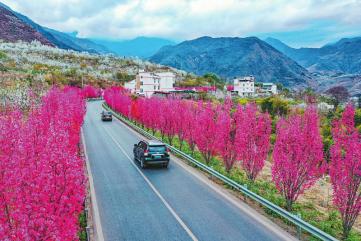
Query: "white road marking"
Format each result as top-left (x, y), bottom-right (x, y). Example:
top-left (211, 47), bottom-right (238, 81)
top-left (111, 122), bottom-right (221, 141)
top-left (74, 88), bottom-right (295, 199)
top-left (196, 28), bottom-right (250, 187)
top-left (81, 129), bottom-right (105, 241)
top-left (102, 126), bottom-right (199, 241)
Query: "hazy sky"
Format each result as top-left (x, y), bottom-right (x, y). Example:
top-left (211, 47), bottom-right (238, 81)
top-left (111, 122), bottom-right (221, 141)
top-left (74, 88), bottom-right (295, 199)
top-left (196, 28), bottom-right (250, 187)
top-left (3, 0), bottom-right (361, 47)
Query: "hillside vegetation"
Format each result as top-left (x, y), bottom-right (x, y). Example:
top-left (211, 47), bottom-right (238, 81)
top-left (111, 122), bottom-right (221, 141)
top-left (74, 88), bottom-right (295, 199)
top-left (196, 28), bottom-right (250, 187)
top-left (0, 41), bottom-right (186, 108)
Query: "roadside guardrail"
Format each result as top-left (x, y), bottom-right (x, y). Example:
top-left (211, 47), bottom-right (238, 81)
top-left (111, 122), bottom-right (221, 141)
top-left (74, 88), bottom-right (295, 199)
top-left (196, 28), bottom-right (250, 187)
top-left (103, 102), bottom-right (338, 241)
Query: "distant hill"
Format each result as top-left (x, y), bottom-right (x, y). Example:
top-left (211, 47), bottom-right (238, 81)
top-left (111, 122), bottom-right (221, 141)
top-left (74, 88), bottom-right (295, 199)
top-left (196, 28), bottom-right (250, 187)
top-left (0, 2), bottom-right (173, 56)
top-left (265, 37), bottom-right (361, 95)
top-left (91, 37), bottom-right (176, 58)
top-left (44, 28), bottom-right (109, 54)
top-left (0, 2), bottom-right (108, 53)
top-left (150, 36), bottom-right (311, 87)
top-left (0, 5), bottom-right (53, 46)
top-left (265, 37), bottom-right (361, 75)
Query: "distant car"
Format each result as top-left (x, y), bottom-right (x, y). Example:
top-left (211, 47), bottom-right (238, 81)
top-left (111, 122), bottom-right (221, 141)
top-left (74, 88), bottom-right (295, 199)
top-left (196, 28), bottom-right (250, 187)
top-left (101, 111), bottom-right (112, 121)
top-left (133, 140), bottom-right (170, 168)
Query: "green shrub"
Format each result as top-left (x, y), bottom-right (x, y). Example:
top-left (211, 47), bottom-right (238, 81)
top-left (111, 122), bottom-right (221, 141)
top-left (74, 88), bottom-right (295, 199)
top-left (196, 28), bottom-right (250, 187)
top-left (0, 51), bottom-right (7, 59)
top-left (260, 96), bottom-right (290, 116)
top-left (78, 211), bottom-right (87, 241)
top-left (355, 109), bottom-right (361, 126)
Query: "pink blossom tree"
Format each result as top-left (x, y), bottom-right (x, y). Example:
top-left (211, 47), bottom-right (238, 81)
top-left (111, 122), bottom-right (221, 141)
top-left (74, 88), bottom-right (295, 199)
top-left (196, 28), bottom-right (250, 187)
top-left (160, 100), bottom-right (178, 145)
top-left (236, 103), bottom-right (271, 181)
top-left (0, 87), bottom-right (86, 240)
top-left (330, 104), bottom-right (361, 239)
top-left (172, 99), bottom-right (187, 150)
top-left (272, 107), bottom-right (325, 211)
top-left (104, 86), bottom-right (131, 117)
top-left (82, 85), bottom-right (100, 99)
top-left (194, 102), bottom-right (219, 164)
top-left (146, 98), bottom-right (161, 135)
top-left (184, 102), bottom-right (200, 155)
top-left (216, 99), bottom-right (239, 172)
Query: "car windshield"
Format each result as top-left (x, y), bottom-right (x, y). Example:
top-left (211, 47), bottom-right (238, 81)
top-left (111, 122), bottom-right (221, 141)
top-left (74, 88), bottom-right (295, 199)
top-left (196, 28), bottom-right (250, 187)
top-left (104, 112), bottom-right (111, 115)
top-left (148, 145), bottom-right (166, 152)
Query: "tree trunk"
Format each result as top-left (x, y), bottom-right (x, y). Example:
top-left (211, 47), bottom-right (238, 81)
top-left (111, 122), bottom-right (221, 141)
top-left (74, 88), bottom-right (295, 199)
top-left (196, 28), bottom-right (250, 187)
top-left (168, 135), bottom-right (173, 146)
top-left (179, 139), bottom-right (184, 150)
top-left (161, 132), bottom-right (165, 141)
top-left (203, 151), bottom-right (212, 164)
top-left (286, 199), bottom-right (293, 211)
top-left (342, 221), bottom-right (352, 240)
top-left (190, 142), bottom-right (196, 156)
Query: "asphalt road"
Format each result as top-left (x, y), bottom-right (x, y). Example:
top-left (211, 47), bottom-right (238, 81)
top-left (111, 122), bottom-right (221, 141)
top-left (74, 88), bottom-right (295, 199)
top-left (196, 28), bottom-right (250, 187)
top-left (83, 101), bottom-right (295, 241)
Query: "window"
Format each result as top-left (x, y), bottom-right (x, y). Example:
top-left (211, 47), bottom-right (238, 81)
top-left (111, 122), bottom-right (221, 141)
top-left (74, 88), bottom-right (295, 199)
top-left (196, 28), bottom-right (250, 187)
top-left (140, 81), bottom-right (143, 85)
top-left (149, 145), bottom-right (166, 152)
top-left (154, 86), bottom-right (156, 90)
top-left (140, 142), bottom-right (147, 150)
top-left (140, 88), bottom-right (143, 93)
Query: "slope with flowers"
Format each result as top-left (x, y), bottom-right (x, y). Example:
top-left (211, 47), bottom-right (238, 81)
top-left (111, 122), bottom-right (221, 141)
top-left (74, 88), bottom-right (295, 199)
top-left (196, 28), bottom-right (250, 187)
top-left (0, 87), bottom-right (86, 240)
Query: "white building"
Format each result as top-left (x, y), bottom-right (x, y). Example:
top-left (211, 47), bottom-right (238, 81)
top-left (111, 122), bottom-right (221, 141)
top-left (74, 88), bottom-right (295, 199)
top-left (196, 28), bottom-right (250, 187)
top-left (233, 76), bottom-right (255, 97)
top-left (318, 102), bottom-right (334, 112)
top-left (256, 83), bottom-right (278, 96)
top-left (124, 79), bottom-right (136, 93)
top-left (157, 72), bottom-right (176, 92)
top-left (134, 71), bottom-right (175, 97)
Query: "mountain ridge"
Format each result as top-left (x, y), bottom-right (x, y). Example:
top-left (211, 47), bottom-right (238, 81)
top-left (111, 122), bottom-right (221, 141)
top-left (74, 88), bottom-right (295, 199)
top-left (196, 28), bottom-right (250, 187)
top-left (265, 37), bottom-right (361, 75)
top-left (0, 2), bottom-right (109, 53)
top-left (150, 36), bottom-right (312, 87)
top-left (0, 6), bottom-right (54, 46)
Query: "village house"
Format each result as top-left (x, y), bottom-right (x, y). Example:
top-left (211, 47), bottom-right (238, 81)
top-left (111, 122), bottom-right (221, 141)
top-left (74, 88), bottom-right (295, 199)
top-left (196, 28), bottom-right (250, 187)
top-left (257, 82), bottom-right (278, 96)
top-left (233, 76), bottom-right (255, 97)
top-left (125, 71), bottom-right (176, 97)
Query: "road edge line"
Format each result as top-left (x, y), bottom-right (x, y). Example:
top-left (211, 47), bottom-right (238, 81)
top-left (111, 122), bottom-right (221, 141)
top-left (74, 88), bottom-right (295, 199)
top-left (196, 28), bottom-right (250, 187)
top-left (81, 128), bottom-right (105, 241)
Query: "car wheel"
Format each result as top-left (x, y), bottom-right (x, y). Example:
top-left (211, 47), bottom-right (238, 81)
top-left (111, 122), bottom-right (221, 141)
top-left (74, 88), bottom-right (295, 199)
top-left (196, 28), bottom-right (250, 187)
top-left (163, 162), bottom-right (169, 168)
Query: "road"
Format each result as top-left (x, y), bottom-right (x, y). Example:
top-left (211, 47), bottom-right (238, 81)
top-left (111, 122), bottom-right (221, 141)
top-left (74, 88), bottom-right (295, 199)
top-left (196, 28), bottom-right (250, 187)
top-left (83, 101), bottom-right (296, 241)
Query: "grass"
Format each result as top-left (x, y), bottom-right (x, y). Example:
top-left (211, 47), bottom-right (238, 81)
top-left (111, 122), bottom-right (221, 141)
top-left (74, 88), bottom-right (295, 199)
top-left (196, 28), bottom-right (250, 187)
top-left (105, 103), bottom-right (361, 241)
top-left (78, 211), bottom-right (87, 241)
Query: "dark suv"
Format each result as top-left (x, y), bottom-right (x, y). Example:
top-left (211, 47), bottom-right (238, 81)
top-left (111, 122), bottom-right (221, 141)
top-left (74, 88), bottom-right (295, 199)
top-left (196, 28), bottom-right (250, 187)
top-left (133, 140), bottom-right (170, 168)
top-left (101, 111), bottom-right (112, 121)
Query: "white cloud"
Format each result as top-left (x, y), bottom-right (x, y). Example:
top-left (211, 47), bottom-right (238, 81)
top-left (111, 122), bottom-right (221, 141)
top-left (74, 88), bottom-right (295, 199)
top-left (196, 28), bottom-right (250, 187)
top-left (2, 0), bottom-right (361, 44)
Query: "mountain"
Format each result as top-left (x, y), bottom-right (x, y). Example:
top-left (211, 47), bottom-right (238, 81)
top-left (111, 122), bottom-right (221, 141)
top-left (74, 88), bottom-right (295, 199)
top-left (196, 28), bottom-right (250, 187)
top-left (0, 5), bottom-right (53, 46)
top-left (150, 36), bottom-right (311, 87)
top-left (43, 28), bottom-right (109, 54)
top-left (91, 37), bottom-right (176, 58)
top-left (265, 37), bottom-right (361, 95)
top-left (265, 37), bottom-right (361, 75)
top-left (0, 2), bottom-right (108, 53)
top-left (264, 37), bottom-right (294, 55)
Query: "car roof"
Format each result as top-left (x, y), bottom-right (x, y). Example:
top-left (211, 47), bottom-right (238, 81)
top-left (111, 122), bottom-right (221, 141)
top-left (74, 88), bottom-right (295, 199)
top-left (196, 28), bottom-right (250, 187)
top-left (143, 140), bottom-right (165, 146)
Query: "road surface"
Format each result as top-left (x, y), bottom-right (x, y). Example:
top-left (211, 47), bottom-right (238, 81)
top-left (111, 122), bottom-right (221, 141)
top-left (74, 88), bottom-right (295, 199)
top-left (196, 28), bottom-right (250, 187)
top-left (83, 101), bottom-right (296, 241)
